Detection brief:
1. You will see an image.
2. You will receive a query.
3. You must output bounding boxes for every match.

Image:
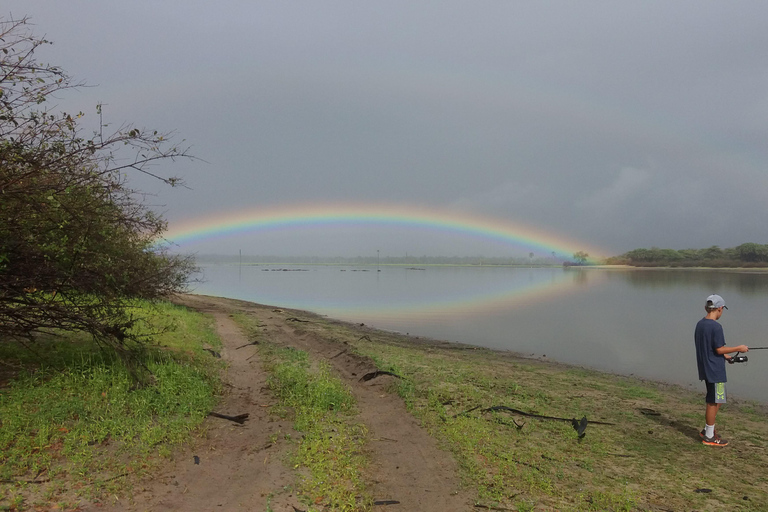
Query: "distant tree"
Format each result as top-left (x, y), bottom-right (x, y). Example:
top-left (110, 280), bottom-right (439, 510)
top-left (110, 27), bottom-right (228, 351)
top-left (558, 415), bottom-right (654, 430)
top-left (0, 17), bottom-right (195, 350)
top-left (701, 245), bottom-right (725, 261)
top-left (735, 243), bottom-right (768, 263)
top-left (614, 243), bottom-right (768, 267)
top-left (678, 248), bottom-right (701, 261)
top-left (573, 251), bottom-right (589, 264)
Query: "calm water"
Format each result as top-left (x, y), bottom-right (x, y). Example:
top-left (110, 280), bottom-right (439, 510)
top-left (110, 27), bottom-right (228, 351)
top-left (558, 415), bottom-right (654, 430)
top-left (192, 264), bottom-right (768, 403)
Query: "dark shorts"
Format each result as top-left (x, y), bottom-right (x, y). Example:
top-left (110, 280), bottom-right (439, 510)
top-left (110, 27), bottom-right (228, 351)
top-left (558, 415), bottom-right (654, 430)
top-left (705, 382), bottom-right (727, 404)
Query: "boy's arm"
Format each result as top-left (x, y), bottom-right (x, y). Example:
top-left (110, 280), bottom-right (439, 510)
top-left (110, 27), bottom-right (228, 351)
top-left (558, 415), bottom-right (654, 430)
top-left (716, 344), bottom-right (749, 357)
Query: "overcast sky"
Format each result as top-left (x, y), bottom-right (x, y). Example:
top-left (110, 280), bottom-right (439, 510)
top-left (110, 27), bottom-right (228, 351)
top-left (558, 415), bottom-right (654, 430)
top-left (6, 1), bottom-right (768, 258)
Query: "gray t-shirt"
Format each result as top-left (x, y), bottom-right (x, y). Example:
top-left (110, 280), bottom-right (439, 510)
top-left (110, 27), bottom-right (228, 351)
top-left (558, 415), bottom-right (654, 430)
top-left (694, 317), bottom-right (726, 383)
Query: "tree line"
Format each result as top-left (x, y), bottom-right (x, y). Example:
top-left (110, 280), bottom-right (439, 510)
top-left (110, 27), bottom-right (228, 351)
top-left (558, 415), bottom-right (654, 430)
top-left (1, 17), bottom-right (194, 352)
top-left (606, 243), bottom-right (768, 267)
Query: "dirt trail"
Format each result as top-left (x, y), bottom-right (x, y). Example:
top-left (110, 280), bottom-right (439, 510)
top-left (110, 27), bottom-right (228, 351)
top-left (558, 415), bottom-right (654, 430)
top-left (103, 294), bottom-right (473, 511)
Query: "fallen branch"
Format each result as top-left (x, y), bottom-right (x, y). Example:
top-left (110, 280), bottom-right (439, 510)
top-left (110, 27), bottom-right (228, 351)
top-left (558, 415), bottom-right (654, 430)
top-left (330, 349), bottom-right (347, 359)
top-left (483, 406), bottom-right (614, 425)
top-left (452, 405), bottom-right (481, 418)
top-left (475, 503), bottom-right (517, 510)
top-left (203, 348), bottom-right (221, 358)
top-left (286, 317), bottom-right (309, 323)
top-left (359, 370), bottom-right (402, 382)
top-left (0, 478), bottom-right (50, 484)
top-left (235, 340), bottom-right (259, 349)
top-left (481, 406), bottom-right (614, 438)
top-left (101, 472), bottom-right (129, 483)
top-left (208, 411), bottom-right (250, 424)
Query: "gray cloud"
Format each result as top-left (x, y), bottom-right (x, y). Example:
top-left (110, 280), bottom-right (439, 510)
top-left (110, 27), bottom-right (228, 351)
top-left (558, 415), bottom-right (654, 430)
top-left (6, 1), bottom-right (768, 257)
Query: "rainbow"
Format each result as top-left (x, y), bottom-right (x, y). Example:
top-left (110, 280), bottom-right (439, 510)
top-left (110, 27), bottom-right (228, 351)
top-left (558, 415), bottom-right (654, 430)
top-left (263, 268), bottom-right (598, 320)
top-left (163, 203), bottom-right (605, 261)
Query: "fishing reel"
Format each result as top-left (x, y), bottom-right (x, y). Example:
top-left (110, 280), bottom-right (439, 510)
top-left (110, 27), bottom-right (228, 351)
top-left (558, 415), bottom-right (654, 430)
top-left (728, 355), bottom-right (748, 364)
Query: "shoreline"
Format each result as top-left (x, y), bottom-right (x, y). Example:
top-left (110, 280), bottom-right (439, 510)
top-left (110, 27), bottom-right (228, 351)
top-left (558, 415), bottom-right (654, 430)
top-left (184, 293), bottom-right (768, 509)
top-left (189, 293), bottom-right (766, 410)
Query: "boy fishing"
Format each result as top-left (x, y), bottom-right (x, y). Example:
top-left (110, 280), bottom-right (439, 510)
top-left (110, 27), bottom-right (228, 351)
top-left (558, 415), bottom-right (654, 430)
top-left (694, 294), bottom-right (748, 447)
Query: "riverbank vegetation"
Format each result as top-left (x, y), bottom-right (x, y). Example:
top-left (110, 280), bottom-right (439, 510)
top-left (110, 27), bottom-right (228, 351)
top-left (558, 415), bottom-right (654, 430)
top-left (0, 16), bottom-right (195, 359)
top-left (607, 243), bottom-right (768, 268)
top-left (0, 301), bottom-right (222, 510)
top-left (4, 296), bottom-right (768, 510)
top-left (1, 17), bottom-right (208, 509)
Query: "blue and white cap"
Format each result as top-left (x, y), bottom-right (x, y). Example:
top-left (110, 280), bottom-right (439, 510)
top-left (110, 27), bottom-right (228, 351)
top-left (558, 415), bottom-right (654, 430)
top-left (706, 294), bottom-right (728, 310)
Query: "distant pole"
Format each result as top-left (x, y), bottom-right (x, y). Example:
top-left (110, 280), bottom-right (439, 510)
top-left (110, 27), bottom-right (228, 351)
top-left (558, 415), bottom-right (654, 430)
top-left (377, 249), bottom-right (380, 272)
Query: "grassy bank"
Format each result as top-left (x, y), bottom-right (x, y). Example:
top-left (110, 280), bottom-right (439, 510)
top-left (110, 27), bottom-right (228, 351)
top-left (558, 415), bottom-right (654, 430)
top-left (248, 306), bottom-right (768, 511)
top-left (0, 301), bottom-right (222, 511)
top-left (234, 313), bottom-right (371, 511)
top-left (4, 296), bottom-right (768, 511)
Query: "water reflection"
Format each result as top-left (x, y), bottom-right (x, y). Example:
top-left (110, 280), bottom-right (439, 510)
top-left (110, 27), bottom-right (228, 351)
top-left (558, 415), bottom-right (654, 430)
top-left (606, 268), bottom-right (768, 295)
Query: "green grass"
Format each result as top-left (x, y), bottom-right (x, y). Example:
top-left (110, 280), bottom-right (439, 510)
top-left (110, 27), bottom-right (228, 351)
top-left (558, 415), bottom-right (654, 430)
top-left (0, 300), bottom-right (222, 510)
top-left (9, 295), bottom-right (768, 511)
top-left (288, 315), bottom-right (768, 511)
top-left (235, 315), bottom-right (370, 512)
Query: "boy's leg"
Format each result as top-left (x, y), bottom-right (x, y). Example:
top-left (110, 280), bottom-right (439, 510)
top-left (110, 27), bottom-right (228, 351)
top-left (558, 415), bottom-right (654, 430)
top-left (705, 402), bottom-right (720, 426)
top-left (702, 382), bottom-right (728, 446)
top-left (704, 382), bottom-right (726, 425)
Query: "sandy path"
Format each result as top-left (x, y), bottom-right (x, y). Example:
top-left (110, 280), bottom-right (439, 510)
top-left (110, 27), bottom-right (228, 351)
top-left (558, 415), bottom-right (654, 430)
top-left (101, 294), bottom-right (473, 511)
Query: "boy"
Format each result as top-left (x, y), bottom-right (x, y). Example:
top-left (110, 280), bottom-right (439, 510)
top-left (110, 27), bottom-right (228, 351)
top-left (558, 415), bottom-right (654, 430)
top-left (694, 294), bottom-right (748, 447)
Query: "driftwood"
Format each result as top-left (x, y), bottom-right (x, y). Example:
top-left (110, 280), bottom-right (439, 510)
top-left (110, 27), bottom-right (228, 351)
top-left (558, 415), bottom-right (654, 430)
top-left (482, 406), bottom-right (614, 438)
top-left (330, 349), bottom-right (348, 359)
top-left (359, 370), bottom-right (403, 382)
top-left (452, 405), bottom-right (481, 418)
top-left (208, 411), bottom-right (250, 424)
top-left (483, 406), bottom-right (615, 425)
top-left (448, 405), bottom-right (614, 438)
top-left (203, 348), bottom-right (221, 358)
top-left (475, 504), bottom-right (516, 511)
top-left (0, 478), bottom-right (50, 484)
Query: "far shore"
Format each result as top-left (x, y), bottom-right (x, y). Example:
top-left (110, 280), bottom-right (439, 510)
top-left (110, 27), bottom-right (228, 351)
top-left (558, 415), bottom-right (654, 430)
top-left (195, 259), bottom-right (768, 272)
